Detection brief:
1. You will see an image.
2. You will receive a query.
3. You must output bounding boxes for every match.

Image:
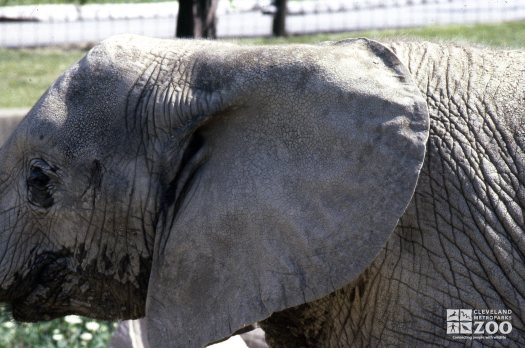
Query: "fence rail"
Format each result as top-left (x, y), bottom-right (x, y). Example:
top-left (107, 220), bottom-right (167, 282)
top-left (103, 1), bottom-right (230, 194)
top-left (1, 0), bottom-right (525, 47)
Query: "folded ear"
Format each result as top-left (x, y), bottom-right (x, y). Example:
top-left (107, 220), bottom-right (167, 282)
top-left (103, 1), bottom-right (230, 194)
top-left (146, 38), bottom-right (429, 347)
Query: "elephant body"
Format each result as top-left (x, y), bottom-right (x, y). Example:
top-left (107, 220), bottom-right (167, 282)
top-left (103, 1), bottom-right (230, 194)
top-left (262, 42), bottom-right (525, 347)
top-left (0, 37), bottom-right (523, 347)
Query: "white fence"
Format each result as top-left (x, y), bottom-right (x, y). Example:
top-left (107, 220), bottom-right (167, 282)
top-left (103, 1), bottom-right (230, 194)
top-left (1, 0), bottom-right (525, 47)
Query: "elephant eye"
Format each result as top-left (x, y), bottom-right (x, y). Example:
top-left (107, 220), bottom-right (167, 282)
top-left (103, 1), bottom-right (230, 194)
top-left (27, 159), bottom-right (58, 209)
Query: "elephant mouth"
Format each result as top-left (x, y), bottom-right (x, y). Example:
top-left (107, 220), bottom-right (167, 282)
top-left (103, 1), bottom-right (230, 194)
top-left (9, 251), bottom-right (72, 321)
top-left (8, 251), bottom-right (148, 322)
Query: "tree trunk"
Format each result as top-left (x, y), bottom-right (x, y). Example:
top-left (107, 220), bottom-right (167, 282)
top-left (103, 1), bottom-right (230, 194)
top-left (176, 0), bottom-right (218, 39)
top-left (272, 0), bottom-right (287, 37)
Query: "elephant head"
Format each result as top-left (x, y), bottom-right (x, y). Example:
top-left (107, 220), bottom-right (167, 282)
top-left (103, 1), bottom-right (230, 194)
top-left (0, 35), bottom-right (429, 347)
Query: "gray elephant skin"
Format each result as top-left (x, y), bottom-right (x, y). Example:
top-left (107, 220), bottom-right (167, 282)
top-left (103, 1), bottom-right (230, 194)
top-left (0, 35), bottom-right (523, 347)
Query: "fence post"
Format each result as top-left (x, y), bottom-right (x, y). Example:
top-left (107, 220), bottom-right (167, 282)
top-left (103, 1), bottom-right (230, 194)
top-left (272, 0), bottom-right (287, 37)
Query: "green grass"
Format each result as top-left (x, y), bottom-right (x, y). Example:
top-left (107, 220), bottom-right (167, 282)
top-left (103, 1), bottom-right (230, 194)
top-left (238, 21), bottom-right (525, 48)
top-left (0, 48), bottom-right (85, 108)
top-left (0, 311), bottom-right (115, 348)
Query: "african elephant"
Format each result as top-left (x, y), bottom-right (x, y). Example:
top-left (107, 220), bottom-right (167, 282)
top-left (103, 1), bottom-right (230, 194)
top-left (0, 35), bottom-right (523, 347)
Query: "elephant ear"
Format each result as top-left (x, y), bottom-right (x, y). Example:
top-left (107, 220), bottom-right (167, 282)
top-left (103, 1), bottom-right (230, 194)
top-left (145, 38), bottom-right (429, 347)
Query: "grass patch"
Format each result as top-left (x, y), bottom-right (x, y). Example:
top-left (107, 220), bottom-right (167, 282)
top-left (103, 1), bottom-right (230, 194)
top-left (237, 21), bottom-right (525, 48)
top-left (0, 48), bottom-right (85, 107)
top-left (0, 311), bottom-right (115, 348)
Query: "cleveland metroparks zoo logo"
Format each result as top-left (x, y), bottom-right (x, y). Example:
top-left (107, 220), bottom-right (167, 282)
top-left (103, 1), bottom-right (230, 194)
top-left (446, 309), bottom-right (513, 341)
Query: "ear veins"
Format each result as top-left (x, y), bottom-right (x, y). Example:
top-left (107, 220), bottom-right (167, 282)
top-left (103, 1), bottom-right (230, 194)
top-left (163, 132), bottom-right (206, 207)
top-left (159, 132), bottom-right (207, 253)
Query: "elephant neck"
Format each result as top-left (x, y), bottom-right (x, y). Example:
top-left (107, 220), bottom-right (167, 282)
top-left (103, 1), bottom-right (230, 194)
top-left (390, 41), bottom-right (525, 271)
top-left (378, 41), bottom-right (525, 342)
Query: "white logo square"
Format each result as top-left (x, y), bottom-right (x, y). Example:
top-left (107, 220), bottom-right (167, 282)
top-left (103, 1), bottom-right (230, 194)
top-left (459, 309), bottom-right (472, 321)
top-left (447, 321), bottom-right (460, 334)
top-left (460, 322), bottom-right (472, 334)
top-left (447, 309), bottom-right (459, 321)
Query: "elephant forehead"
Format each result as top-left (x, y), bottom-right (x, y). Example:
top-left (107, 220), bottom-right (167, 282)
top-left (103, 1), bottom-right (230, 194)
top-left (22, 59), bottom-right (135, 159)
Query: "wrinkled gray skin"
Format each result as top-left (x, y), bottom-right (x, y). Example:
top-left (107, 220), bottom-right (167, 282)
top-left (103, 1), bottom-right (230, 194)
top-left (0, 35), bottom-right (523, 348)
top-left (261, 42), bottom-right (525, 347)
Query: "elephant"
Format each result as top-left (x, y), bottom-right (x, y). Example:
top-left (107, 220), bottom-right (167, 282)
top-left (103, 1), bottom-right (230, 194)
top-left (0, 34), bottom-right (523, 347)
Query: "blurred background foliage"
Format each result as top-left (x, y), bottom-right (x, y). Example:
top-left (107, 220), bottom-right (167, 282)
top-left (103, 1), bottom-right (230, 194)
top-left (0, 309), bottom-right (115, 348)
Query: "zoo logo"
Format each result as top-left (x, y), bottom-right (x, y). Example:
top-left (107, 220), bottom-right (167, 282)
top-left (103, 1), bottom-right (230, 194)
top-left (446, 309), bottom-right (513, 336)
